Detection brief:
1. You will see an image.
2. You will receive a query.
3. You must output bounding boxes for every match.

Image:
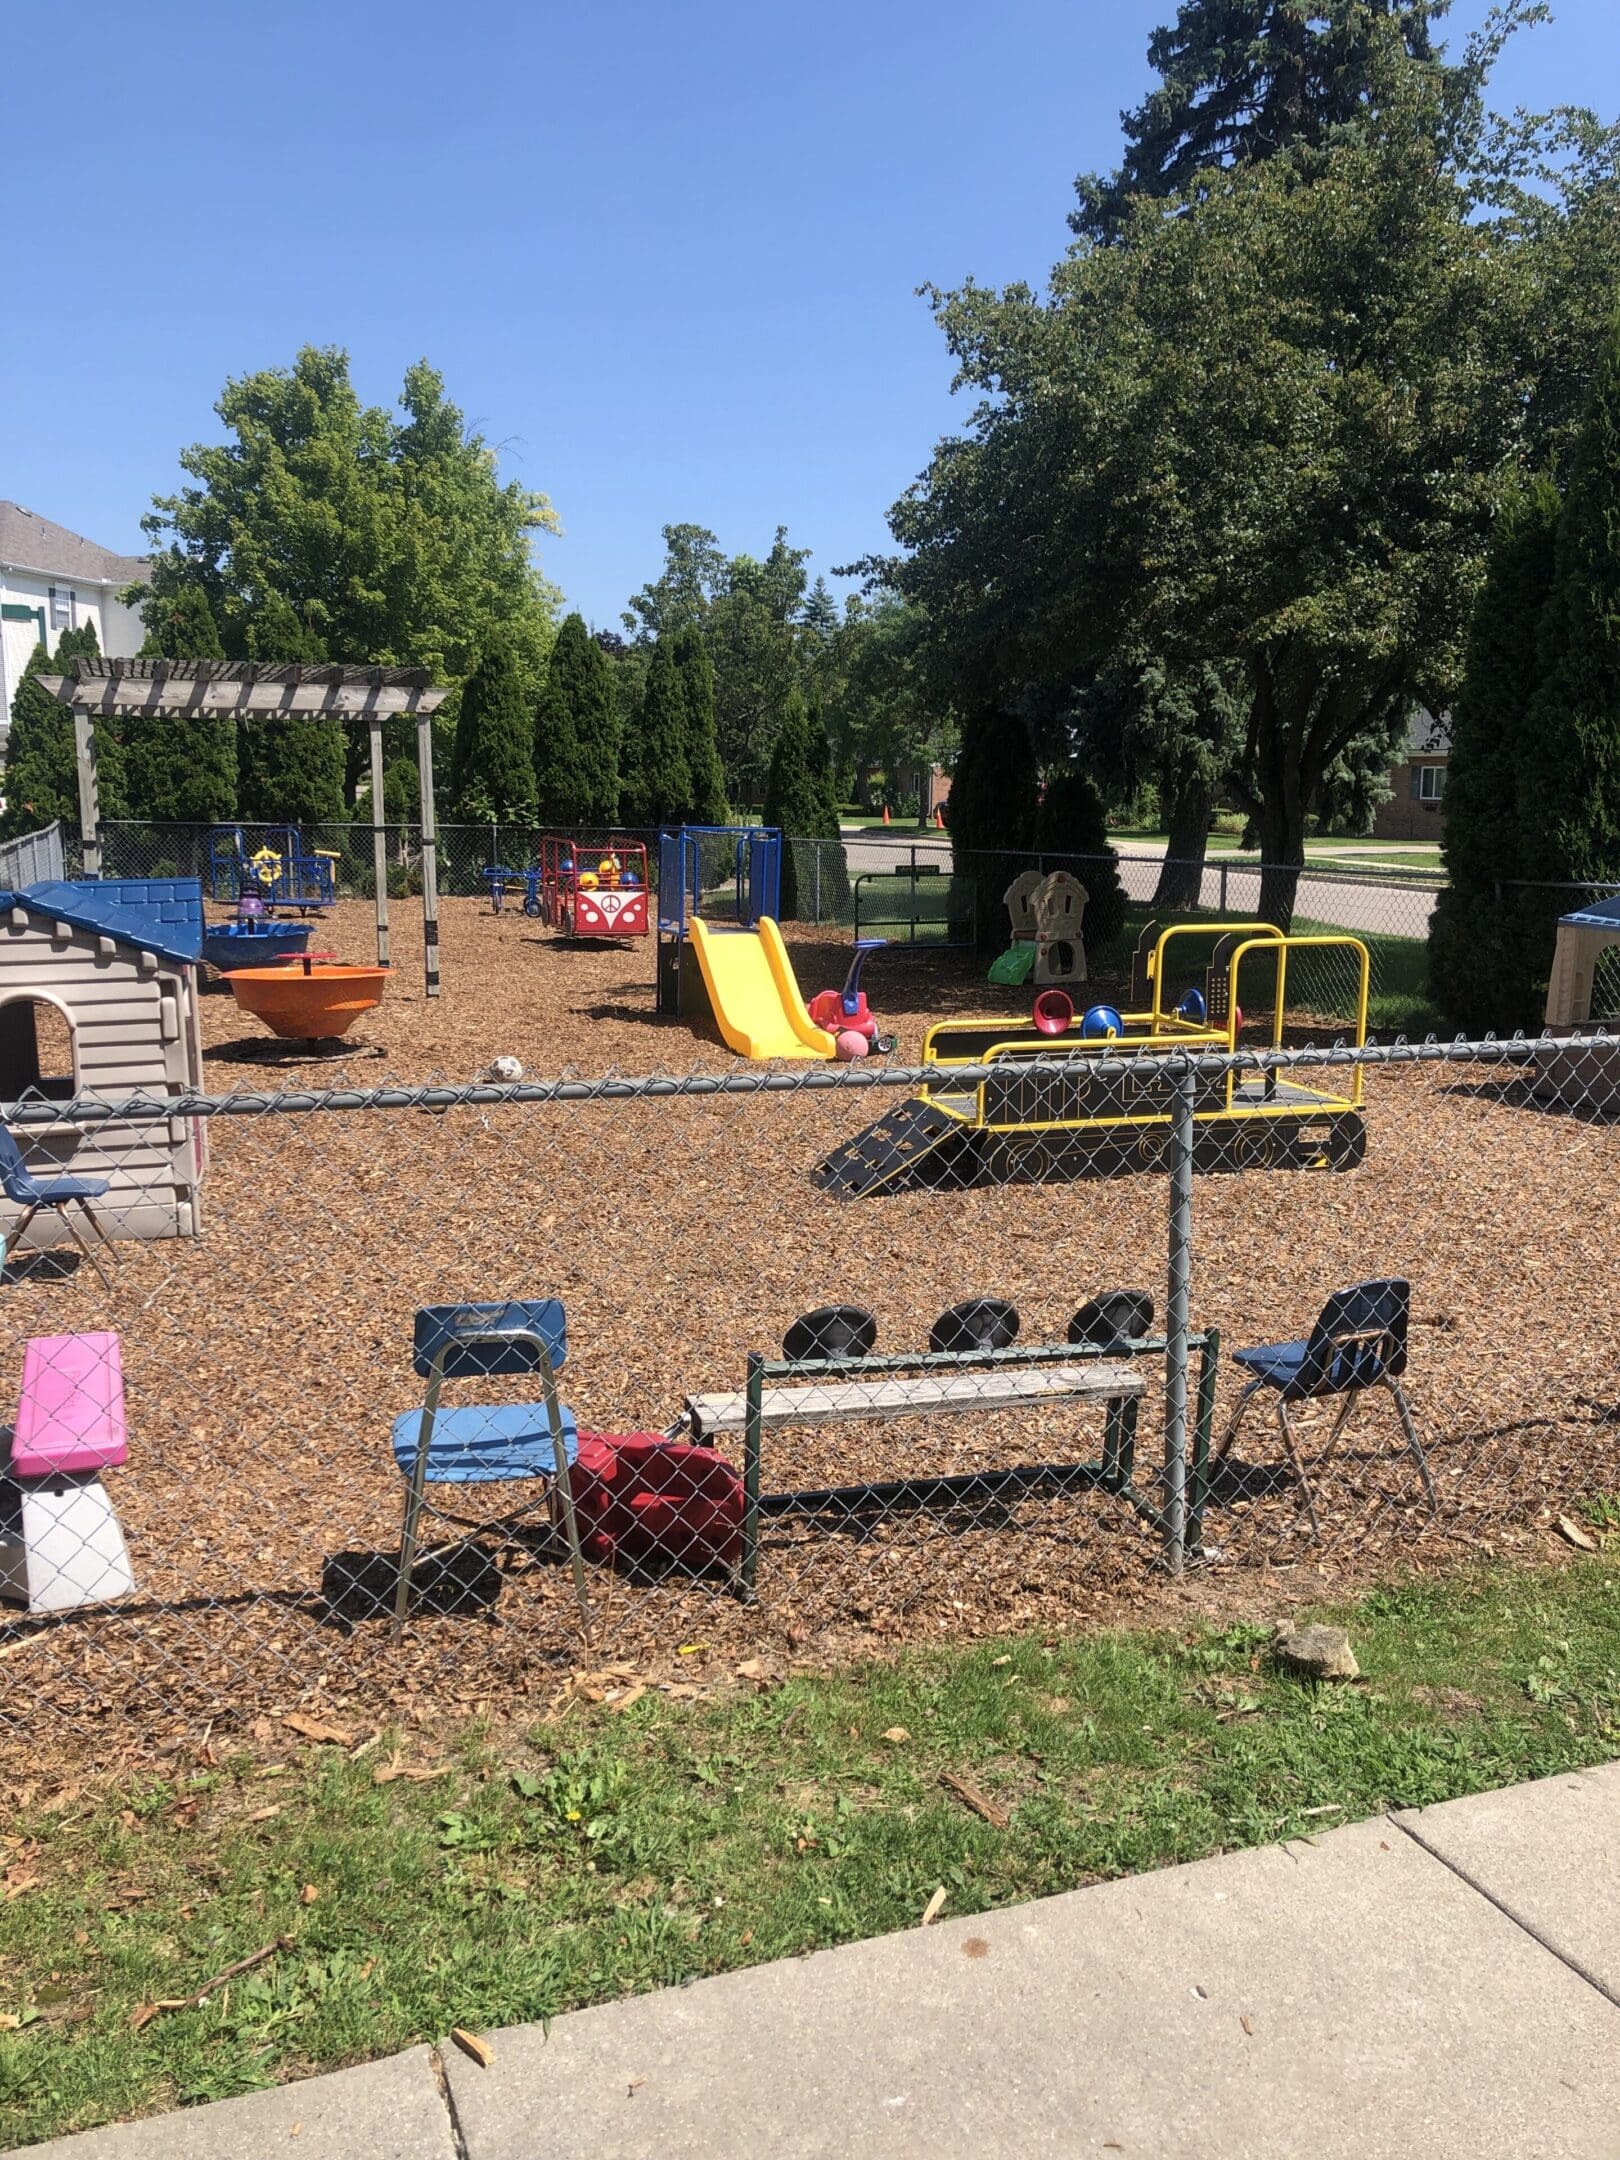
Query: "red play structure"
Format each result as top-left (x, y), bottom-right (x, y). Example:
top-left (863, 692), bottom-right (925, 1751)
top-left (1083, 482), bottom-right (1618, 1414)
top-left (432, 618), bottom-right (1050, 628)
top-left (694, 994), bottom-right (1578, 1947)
top-left (536, 837), bottom-right (650, 940)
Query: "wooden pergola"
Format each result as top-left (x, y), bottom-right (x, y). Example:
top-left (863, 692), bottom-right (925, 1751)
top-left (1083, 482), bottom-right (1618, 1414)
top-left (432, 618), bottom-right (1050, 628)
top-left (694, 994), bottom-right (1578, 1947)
top-left (40, 659), bottom-right (452, 996)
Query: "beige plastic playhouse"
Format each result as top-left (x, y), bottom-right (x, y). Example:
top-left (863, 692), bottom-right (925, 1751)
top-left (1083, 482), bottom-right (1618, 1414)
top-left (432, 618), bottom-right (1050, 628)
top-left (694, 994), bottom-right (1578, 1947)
top-left (1002, 869), bottom-right (1090, 985)
top-left (0, 871), bottom-right (207, 1249)
top-left (1537, 893), bottom-right (1620, 1111)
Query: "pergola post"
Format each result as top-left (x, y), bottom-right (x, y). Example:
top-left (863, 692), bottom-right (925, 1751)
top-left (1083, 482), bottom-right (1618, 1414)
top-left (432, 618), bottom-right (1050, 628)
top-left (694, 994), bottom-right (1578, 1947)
top-left (72, 704), bottom-right (102, 879)
top-left (416, 707), bottom-right (441, 999)
top-left (368, 714), bottom-right (390, 968)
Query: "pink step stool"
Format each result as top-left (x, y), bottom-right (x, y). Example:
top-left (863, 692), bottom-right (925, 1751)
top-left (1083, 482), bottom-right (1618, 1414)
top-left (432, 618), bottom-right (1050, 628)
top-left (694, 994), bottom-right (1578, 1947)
top-left (0, 1332), bottom-right (134, 1613)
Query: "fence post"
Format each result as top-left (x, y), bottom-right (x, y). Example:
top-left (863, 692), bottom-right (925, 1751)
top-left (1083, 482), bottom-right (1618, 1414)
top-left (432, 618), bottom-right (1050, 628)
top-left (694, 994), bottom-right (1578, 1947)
top-left (1219, 862), bottom-right (1229, 915)
top-left (814, 841), bottom-right (822, 925)
top-left (1163, 1065), bottom-right (1195, 1574)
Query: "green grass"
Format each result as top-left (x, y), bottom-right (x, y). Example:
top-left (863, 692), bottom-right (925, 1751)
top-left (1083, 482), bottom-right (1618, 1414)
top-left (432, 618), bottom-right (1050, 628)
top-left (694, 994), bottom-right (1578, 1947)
top-left (3, 1558), bottom-right (1618, 2148)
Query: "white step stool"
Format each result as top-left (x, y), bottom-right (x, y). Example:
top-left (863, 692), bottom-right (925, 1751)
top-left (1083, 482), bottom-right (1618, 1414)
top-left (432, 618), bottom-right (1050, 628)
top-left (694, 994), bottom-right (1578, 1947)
top-left (0, 1331), bottom-right (134, 1614)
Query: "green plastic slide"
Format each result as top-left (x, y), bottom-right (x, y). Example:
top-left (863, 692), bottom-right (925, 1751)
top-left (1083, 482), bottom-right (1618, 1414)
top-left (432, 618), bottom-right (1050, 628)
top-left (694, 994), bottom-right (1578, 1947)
top-left (987, 940), bottom-right (1037, 987)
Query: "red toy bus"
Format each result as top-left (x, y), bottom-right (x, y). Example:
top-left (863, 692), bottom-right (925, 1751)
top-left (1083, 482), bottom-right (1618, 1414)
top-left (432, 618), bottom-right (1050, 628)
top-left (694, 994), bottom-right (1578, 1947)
top-left (536, 836), bottom-right (650, 939)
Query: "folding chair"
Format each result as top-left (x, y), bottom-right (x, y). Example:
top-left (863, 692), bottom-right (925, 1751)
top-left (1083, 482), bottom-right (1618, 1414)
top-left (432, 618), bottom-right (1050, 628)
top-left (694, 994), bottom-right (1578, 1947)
top-left (392, 1301), bottom-right (590, 1628)
top-left (1212, 1277), bottom-right (1437, 1537)
top-left (0, 1127), bottom-right (115, 1289)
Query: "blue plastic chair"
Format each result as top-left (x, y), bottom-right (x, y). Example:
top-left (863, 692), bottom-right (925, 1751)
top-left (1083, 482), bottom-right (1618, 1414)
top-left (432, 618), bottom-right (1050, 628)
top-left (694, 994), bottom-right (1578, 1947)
top-left (1212, 1278), bottom-right (1436, 1536)
top-left (0, 1127), bottom-right (115, 1288)
top-left (392, 1301), bottom-right (589, 1626)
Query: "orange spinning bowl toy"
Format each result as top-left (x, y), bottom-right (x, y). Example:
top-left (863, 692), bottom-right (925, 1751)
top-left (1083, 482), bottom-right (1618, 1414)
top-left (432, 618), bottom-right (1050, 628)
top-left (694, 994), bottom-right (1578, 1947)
top-left (225, 959), bottom-right (389, 1040)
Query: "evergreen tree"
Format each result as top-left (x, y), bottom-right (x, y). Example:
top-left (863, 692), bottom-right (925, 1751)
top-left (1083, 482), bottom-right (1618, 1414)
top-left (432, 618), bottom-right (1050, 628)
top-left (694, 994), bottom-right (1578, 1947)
top-left (1428, 478), bottom-right (1564, 1032)
top-left (534, 618), bottom-right (590, 825)
top-left (1033, 765), bottom-right (1127, 952)
top-left (1073, 0), bottom-right (1453, 243)
top-left (673, 626), bottom-right (728, 824)
top-left (761, 690), bottom-right (831, 920)
top-left (123, 585), bottom-right (237, 826)
top-left (1526, 323), bottom-right (1620, 894)
top-left (804, 697), bottom-right (851, 916)
top-left (946, 701), bottom-right (1040, 945)
top-left (450, 637), bottom-right (540, 823)
top-left (0, 622), bottom-right (123, 844)
top-left (618, 637), bottom-right (691, 828)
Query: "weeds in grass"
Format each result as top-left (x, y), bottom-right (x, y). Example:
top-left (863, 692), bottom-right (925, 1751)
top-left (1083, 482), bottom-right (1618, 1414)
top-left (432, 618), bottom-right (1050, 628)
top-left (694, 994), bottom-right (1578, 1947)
top-left (2, 1556), bottom-right (1616, 2148)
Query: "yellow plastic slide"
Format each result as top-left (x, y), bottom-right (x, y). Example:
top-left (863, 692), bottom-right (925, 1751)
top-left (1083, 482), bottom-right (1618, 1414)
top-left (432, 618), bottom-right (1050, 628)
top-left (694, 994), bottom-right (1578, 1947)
top-left (686, 916), bottom-right (836, 1060)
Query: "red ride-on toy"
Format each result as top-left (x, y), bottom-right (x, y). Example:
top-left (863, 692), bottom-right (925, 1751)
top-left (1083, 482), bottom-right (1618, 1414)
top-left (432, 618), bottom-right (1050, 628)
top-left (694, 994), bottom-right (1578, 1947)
top-left (537, 836), bottom-right (650, 940)
top-left (808, 939), bottom-right (887, 1060)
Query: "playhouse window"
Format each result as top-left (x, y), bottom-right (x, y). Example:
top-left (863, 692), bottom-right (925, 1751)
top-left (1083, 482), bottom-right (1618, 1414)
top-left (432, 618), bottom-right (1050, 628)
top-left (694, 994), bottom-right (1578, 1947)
top-left (0, 999), bottom-right (77, 1102)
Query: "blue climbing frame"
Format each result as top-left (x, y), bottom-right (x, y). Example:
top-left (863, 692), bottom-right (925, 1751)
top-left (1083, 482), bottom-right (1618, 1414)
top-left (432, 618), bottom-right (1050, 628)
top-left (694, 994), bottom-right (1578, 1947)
top-left (207, 826), bottom-right (336, 913)
top-left (656, 826), bottom-right (783, 1017)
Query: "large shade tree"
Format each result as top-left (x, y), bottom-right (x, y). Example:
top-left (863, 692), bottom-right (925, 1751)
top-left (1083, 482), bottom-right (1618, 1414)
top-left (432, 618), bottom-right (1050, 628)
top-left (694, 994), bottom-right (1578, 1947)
top-left (136, 347), bottom-right (560, 813)
top-left (877, 24), bottom-right (1620, 925)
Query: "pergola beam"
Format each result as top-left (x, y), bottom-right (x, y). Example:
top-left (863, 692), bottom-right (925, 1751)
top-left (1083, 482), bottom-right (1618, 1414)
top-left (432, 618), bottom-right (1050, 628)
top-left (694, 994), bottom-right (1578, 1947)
top-left (38, 677), bottom-right (449, 721)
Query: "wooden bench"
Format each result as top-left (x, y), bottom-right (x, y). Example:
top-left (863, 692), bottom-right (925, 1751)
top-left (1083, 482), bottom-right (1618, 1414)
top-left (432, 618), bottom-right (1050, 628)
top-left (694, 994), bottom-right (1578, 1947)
top-left (683, 1359), bottom-right (1141, 1439)
top-left (679, 1347), bottom-right (1170, 1598)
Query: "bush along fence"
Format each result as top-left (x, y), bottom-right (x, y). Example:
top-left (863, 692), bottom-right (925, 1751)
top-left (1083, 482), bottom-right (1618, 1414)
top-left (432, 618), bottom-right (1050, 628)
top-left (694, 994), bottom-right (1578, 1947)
top-left (0, 1032), bottom-right (1615, 1758)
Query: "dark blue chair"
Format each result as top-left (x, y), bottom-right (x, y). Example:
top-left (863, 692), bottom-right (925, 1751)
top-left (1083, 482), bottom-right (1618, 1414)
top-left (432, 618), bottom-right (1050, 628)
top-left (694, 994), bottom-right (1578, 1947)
top-left (1212, 1278), bottom-right (1436, 1536)
top-left (392, 1301), bottom-right (589, 1627)
top-left (0, 1127), bottom-right (115, 1289)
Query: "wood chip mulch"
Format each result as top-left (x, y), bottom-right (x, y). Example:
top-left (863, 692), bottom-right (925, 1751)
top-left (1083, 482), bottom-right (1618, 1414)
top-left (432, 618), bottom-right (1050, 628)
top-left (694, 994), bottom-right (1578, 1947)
top-left (2, 898), bottom-right (1615, 1770)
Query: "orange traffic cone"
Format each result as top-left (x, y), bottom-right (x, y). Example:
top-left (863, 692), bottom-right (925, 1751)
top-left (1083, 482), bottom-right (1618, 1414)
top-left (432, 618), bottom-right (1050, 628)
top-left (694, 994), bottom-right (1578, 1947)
top-left (881, 804), bottom-right (890, 826)
top-left (934, 804), bottom-right (945, 830)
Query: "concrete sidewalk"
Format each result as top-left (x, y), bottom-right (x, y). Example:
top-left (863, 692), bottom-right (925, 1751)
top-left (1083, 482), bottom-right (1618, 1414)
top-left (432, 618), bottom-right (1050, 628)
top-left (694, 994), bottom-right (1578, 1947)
top-left (16, 1763), bottom-right (1619, 2160)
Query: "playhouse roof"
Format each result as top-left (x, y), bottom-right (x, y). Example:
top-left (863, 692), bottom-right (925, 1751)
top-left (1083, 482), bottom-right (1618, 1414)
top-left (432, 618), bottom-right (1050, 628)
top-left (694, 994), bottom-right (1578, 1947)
top-left (1559, 894), bottom-right (1620, 930)
top-left (0, 879), bottom-right (204, 967)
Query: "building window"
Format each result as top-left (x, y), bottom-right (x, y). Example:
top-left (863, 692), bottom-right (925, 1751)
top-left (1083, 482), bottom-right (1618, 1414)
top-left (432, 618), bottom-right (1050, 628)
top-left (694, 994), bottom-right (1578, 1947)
top-left (0, 997), bottom-right (77, 1102)
top-left (1417, 765), bottom-right (1446, 802)
top-left (47, 585), bottom-right (75, 630)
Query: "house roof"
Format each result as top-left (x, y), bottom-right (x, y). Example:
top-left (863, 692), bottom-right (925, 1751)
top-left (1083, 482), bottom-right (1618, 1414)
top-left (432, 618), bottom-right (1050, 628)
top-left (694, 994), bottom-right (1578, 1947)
top-left (1559, 893), bottom-right (1620, 931)
top-left (0, 879), bottom-right (202, 967)
top-left (0, 503), bottom-right (150, 589)
top-left (1406, 709), bottom-right (1451, 758)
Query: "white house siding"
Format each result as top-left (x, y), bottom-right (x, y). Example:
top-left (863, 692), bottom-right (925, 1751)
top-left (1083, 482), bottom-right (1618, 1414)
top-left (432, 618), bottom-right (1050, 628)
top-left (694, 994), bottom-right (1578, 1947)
top-left (0, 568), bottom-right (147, 739)
top-left (0, 912), bottom-right (204, 1251)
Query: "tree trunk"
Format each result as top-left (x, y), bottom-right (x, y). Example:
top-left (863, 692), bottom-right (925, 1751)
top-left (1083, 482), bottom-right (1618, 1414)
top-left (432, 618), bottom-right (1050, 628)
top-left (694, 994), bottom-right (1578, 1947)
top-left (1255, 788), bottom-right (1306, 930)
top-left (1152, 777), bottom-right (1214, 910)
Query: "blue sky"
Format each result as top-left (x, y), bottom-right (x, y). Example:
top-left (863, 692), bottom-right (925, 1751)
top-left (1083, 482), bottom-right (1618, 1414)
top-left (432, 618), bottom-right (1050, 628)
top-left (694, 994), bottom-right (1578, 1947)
top-left (3, 1), bottom-right (1615, 631)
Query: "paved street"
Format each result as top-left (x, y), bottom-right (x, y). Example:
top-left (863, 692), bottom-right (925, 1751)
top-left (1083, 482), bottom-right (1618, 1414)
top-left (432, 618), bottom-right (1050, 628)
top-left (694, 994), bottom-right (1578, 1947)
top-left (838, 830), bottom-right (1439, 942)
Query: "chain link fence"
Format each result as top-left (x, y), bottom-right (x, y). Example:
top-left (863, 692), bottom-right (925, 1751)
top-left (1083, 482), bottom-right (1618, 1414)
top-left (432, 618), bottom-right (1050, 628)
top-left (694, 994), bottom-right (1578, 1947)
top-left (0, 1026), bottom-right (1615, 1761)
top-left (85, 821), bottom-right (1465, 1029)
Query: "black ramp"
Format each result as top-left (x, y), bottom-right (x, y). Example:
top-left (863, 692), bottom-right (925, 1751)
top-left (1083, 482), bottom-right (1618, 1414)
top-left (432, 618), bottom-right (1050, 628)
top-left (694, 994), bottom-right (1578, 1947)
top-left (813, 1097), bottom-right (976, 1198)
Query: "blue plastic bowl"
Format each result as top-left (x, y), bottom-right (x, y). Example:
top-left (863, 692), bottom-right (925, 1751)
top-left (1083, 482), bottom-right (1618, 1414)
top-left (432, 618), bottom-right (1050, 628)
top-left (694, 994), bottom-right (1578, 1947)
top-left (202, 922), bottom-right (313, 974)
